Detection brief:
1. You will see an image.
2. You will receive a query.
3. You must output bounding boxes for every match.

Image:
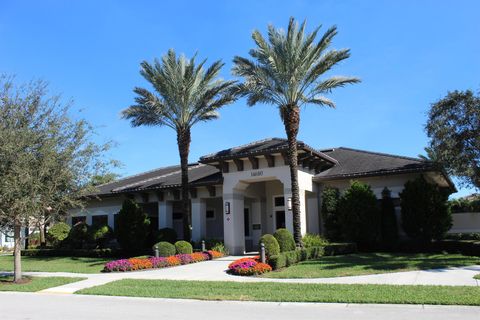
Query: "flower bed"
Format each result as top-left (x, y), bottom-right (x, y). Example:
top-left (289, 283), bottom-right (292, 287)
top-left (103, 250), bottom-right (223, 272)
top-left (227, 256), bottom-right (272, 276)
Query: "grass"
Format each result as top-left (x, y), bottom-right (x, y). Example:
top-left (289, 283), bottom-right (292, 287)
top-left (0, 255), bottom-right (111, 273)
top-left (77, 279), bottom-right (480, 305)
top-left (261, 253), bottom-right (480, 278)
top-left (0, 276), bottom-right (85, 292)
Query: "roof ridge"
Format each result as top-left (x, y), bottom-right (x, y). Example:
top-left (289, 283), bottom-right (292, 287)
top-left (336, 147), bottom-right (427, 162)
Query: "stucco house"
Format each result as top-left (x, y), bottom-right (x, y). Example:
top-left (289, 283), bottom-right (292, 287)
top-left (69, 138), bottom-right (454, 254)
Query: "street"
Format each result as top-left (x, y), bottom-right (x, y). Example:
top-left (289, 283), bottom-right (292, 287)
top-left (0, 292), bottom-right (479, 320)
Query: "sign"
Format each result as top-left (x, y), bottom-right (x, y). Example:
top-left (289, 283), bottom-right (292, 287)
top-left (250, 170), bottom-right (263, 177)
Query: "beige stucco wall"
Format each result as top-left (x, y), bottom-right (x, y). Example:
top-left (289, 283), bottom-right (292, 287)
top-left (449, 212), bottom-right (480, 233)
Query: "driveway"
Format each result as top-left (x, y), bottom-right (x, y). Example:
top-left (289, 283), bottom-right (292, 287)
top-left (1, 292), bottom-right (479, 320)
top-left (2, 256), bottom-right (479, 293)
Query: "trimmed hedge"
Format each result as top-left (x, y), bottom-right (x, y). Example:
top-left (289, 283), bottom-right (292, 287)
top-left (21, 248), bottom-right (121, 258)
top-left (259, 234), bottom-right (280, 257)
top-left (393, 240), bottom-right (480, 257)
top-left (324, 242), bottom-right (358, 256)
top-left (273, 228), bottom-right (295, 252)
top-left (154, 241), bottom-right (176, 257)
top-left (175, 241), bottom-right (193, 254)
top-left (268, 246), bottom-right (324, 270)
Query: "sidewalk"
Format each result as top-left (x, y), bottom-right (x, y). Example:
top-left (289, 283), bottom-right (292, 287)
top-left (1, 256), bottom-right (479, 294)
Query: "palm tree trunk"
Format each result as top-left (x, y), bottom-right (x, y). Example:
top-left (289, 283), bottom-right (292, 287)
top-left (13, 217), bottom-right (22, 282)
top-left (282, 105), bottom-right (303, 247)
top-left (177, 128), bottom-right (192, 241)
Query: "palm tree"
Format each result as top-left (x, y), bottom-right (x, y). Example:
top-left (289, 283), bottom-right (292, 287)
top-left (232, 17), bottom-right (360, 246)
top-left (122, 50), bottom-right (236, 241)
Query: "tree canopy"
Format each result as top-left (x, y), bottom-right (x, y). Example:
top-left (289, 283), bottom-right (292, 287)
top-left (425, 89), bottom-right (480, 189)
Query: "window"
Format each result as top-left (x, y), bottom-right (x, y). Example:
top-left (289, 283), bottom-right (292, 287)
top-left (206, 209), bottom-right (215, 219)
top-left (274, 196), bottom-right (285, 207)
top-left (72, 216), bottom-right (86, 226)
top-left (92, 215), bottom-right (108, 226)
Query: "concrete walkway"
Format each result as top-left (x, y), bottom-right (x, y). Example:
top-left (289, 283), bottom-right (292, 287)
top-left (1, 256), bottom-right (479, 293)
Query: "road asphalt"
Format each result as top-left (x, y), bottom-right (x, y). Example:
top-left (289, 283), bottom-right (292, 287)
top-left (0, 292), bottom-right (479, 320)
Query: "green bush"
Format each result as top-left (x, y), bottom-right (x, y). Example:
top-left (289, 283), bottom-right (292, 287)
top-left (175, 240), bottom-right (193, 254)
top-left (380, 188), bottom-right (398, 246)
top-left (210, 242), bottom-right (229, 255)
top-left (268, 246), bottom-right (325, 270)
top-left (259, 234), bottom-right (280, 257)
top-left (89, 224), bottom-right (113, 248)
top-left (321, 187), bottom-right (342, 241)
top-left (273, 228), bottom-right (295, 252)
top-left (323, 242), bottom-right (357, 256)
top-left (155, 227), bottom-right (177, 244)
top-left (302, 233), bottom-right (328, 248)
top-left (66, 222), bottom-right (90, 249)
top-left (115, 199), bottom-right (151, 253)
top-left (400, 176), bottom-right (452, 242)
top-left (446, 233), bottom-right (480, 241)
top-left (47, 222), bottom-right (71, 247)
top-left (338, 181), bottom-right (381, 246)
top-left (268, 254), bottom-right (286, 270)
top-left (154, 241), bottom-right (176, 257)
top-left (21, 248), bottom-right (121, 257)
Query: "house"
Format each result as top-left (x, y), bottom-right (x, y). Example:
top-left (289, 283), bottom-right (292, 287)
top-left (69, 138), bottom-right (454, 254)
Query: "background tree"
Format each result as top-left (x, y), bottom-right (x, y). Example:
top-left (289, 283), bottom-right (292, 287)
top-left (232, 17), bottom-right (359, 246)
top-left (337, 181), bottom-right (380, 246)
top-left (380, 187), bottom-right (398, 246)
top-left (115, 199), bottom-right (150, 254)
top-left (89, 172), bottom-right (120, 186)
top-left (0, 76), bottom-right (114, 282)
top-left (425, 89), bottom-right (480, 189)
top-left (400, 176), bottom-right (452, 242)
top-left (122, 50), bottom-right (237, 241)
top-left (320, 187), bottom-right (342, 241)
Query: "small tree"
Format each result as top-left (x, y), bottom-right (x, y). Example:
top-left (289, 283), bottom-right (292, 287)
top-left (115, 199), bottom-right (150, 254)
top-left (338, 181), bottom-right (381, 246)
top-left (400, 176), bottom-right (452, 242)
top-left (320, 187), bottom-right (341, 241)
top-left (380, 187), bottom-right (398, 246)
top-left (46, 222), bottom-right (71, 247)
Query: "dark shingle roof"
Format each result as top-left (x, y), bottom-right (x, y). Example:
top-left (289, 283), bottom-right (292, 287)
top-left (200, 137), bottom-right (337, 164)
top-left (91, 163), bottom-right (221, 196)
top-left (314, 147), bottom-right (435, 180)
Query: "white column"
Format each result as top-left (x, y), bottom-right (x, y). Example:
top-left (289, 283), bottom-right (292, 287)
top-left (223, 191), bottom-right (245, 255)
top-left (191, 198), bottom-right (207, 242)
top-left (251, 199), bottom-right (262, 248)
top-left (299, 189), bottom-right (307, 236)
top-left (284, 187), bottom-right (308, 236)
top-left (158, 201), bottom-right (173, 229)
top-left (283, 187), bottom-right (294, 234)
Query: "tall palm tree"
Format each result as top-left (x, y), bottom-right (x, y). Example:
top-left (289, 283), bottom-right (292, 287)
top-left (232, 17), bottom-right (360, 246)
top-left (122, 50), bottom-right (236, 241)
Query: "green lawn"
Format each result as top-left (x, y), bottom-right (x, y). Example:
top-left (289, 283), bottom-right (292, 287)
top-left (0, 255), bottom-right (110, 273)
top-left (77, 279), bottom-right (480, 305)
top-left (262, 253), bottom-right (480, 278)
top-left (0, 276), bottom-right (85, 292)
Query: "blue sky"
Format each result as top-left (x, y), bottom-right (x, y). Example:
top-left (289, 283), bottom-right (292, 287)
top-left (1, 1), bottom-right (479, 197)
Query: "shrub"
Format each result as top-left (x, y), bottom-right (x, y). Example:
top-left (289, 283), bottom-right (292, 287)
top-left (302, 233), bottom-right (328, 248)
top-left (321, 187), bottom-right (342, 241)
top-left (21, 248), bottom-right (121, 258)
top-left (268, 246), bottom-right (325, 270)
top-left (338, 181), bottom-right (381, 246)
top-left (66, 222), bottom-right (90, 249)
top-left (259, 234), bottom-right (280, 257)
top-left (154, 241), bottom-right (176, 257)
top-left (400, 176), bottom-right (452, 242)
top-left (115, 199), bottom-right (151, 253)
top-left (380, 187), bottom-right (398, 246)
top-left (323, 242), bottom-right (358, 256)
top-left (89, 224), bottom-right (113, 248)
top-left (47, 222), bottom-right (71, 247)
top-left (273, 228), bottom-right (296, 252)
top-left (156, 227), bottom-right (177, 244)
top-left (175, 240), bottom-right (193, 254)
top-left (210, 242), bottom-right (229, 255)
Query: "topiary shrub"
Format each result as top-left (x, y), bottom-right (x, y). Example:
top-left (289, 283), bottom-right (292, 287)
top-left (380, 187), bottom-right (398, 247)
top-left (259, 234), bottom-right (280, 257)
top-left (321, 187), bottom-right (342, 241)
top-left (115, 199), bottom-right (151, 254)
top-left (89, 224), bottom-right (113, 248)
top-left (302, 233), bottom-right (328, 248)
top-left (400, 176), bottom-right (452, 242)
top-left (66, 222), bottom-right (90, 249)
top-left (47, 222), bottom-right (71, 247)
top-left (338, 181), bottom-right (381, 247)
top-left (175, 240), bottom-right (193, 254)
top-left (153, 241), bottom-right (176, 257)
top-left (273, 228), bottom-right (295, 252)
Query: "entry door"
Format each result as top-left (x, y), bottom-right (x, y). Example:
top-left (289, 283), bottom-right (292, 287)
top-left (275, 210), bottom-right (285, 229)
